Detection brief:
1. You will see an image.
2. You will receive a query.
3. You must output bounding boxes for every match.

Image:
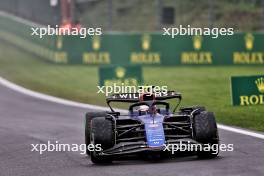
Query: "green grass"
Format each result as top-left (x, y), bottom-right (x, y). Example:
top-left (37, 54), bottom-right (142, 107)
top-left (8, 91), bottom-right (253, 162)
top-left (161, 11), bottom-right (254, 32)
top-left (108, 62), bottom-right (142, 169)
top-left (0, 41), bottom-right (264, 132)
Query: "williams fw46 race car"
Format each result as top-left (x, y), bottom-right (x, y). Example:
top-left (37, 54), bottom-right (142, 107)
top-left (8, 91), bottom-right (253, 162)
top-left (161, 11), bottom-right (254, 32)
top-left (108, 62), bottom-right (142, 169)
top-left (85, 91), bottom-right (219, 164)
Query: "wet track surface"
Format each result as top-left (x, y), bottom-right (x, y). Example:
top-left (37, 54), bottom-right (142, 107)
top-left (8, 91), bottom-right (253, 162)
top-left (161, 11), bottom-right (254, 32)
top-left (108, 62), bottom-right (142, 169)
top-left (0, 83), bottom-right (264, 176)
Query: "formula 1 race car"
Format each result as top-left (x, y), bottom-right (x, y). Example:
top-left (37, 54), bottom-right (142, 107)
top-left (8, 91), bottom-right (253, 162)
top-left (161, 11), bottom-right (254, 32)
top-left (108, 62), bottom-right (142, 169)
top-left (85, 91), bottom-right (219, 164)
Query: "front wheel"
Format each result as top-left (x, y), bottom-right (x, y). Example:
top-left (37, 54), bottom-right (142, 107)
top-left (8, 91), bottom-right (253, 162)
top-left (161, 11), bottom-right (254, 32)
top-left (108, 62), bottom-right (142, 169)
top-left (193, 111), bottom-right (219, 158)
top-left (90, 117), bottom-right (115, 164)
top-left (85, 111), bottom-right (108, 155)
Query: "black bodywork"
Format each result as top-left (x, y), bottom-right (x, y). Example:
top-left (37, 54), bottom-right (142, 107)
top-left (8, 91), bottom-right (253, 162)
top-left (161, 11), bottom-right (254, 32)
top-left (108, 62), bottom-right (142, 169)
top-left (86, 91), bottom-right (219, 163)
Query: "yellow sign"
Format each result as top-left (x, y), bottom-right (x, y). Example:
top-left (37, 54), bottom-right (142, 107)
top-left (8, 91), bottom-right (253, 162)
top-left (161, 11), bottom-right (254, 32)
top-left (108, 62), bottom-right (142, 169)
top-left (233, 52), bottom-right (264, 64)
top-left (92, 35), bottom-right (100, 50)
top-left (130, 34), bottom-right (161, 64)
top-left (256, 77), bottom-right (264, 93)
top-left (54, 52), bottom-right (68, 63)
top-left (240, 77), bottom-right (264, 106)
top-left (104, 79), bottom-right (138, 86)
top-left (181, 35), bottom-right (212, 64)
top-left (56, 36), bottom-right (63, 49)
top-left (130, 53), bottom-right (160, 64)
top-left (240, 95), bottom-right (264, 106)
top-left (83, 35), bottom-right (111, 64)
top-left (115, 67), bottom-right (126, 78)
top-left (233, 33), bottom-right (263, 64)
top-left (83, 52), bottom-right (110, 64)
top-left (232, 76), bottom-right (264, 106)
top-left (142, 34), bottom-right (151, 51)
top-left (193, 35), bottom-right (202, 50)
top-left (99, 65), bottom-right (143, 86)
top-left (245, 33), bottom-right (254, 50)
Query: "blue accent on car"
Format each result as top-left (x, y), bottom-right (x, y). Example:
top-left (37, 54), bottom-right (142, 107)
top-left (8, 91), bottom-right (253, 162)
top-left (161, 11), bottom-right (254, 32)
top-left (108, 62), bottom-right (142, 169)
top-left (135, 114), bottom-right (165, 147)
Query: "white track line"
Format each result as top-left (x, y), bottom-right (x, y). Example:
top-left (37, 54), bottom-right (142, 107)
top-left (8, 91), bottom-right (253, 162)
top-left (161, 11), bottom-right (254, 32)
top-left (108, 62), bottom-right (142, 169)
top-left (0, 77), bottom-right (108, 111)
top-left (0, 76), bottom-right (263, 140)
top-left (217, 124), bottom-right (264, 140)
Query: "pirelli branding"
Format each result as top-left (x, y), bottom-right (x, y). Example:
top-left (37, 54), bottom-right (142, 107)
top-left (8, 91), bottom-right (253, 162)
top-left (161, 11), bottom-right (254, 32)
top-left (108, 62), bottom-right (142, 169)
top-left (231, 75), bottom-right (264, 106)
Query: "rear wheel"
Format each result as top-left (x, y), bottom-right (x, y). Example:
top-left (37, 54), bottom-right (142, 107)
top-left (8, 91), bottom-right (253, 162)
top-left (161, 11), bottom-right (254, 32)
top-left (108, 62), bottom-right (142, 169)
top-left (85, 111), bottom-right (108, 155)
top-left (90, 116), bottom-right (115, 164)
top-left (193, 111), bottom-right (219, 158)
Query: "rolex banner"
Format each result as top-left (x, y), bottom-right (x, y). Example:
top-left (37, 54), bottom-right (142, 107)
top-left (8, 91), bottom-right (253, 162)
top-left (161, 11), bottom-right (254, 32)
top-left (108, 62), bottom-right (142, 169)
top-left (99, 65), bottom-right (143, 86)
top-left (58, 33), bottom-right (264, 65)
top-left (231, 75), bottom-right (264, 106)
top-left (1, 13), bottom-right (264, 66)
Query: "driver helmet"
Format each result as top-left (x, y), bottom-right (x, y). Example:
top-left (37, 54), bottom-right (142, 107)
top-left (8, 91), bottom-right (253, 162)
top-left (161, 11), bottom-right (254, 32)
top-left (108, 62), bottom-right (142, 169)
top-left (139, 105), bottom-right (149, 112)
top-left (139, 93), bottom-right (157, 114)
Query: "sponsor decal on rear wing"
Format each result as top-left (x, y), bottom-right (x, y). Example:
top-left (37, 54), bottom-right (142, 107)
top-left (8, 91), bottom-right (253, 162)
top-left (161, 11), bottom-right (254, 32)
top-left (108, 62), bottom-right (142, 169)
top-left (106, 91), bottom-right (181, 102)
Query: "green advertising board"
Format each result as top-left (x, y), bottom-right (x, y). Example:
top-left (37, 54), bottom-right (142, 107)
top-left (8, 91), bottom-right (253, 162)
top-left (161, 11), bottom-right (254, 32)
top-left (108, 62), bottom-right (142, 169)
top-left (1, 12), bottom-right (264, 66)
top-left (231, 75), bottom-right (264, 106)
top-left (57, 32), bottom-right (264, 66)
top-left (99, 65), bottom-right (143, 86)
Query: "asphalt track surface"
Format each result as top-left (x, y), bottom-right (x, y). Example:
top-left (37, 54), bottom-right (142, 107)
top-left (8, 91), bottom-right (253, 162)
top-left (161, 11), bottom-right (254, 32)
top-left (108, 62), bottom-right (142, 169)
top-left (0, 83), bottom-right (264, 176)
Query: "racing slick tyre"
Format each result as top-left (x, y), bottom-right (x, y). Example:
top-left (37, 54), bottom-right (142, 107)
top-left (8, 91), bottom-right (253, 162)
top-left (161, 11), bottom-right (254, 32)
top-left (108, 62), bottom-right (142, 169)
top-left (90, 117), bottom-right (115, 164)
top-left (193, 111), bottom-right (219, 159)
top-left (85, 111), bottom-right (109, 155)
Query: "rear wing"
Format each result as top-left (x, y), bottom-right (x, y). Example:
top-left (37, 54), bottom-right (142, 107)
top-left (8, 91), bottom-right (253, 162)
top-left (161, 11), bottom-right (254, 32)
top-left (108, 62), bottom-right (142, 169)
top-left (106, 91), bottom-right (182, 112)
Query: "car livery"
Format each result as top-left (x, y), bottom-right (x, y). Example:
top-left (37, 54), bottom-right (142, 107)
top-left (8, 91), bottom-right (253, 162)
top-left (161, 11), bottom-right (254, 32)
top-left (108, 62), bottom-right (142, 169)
top-left (84, 91), bottom-right (219, 164)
